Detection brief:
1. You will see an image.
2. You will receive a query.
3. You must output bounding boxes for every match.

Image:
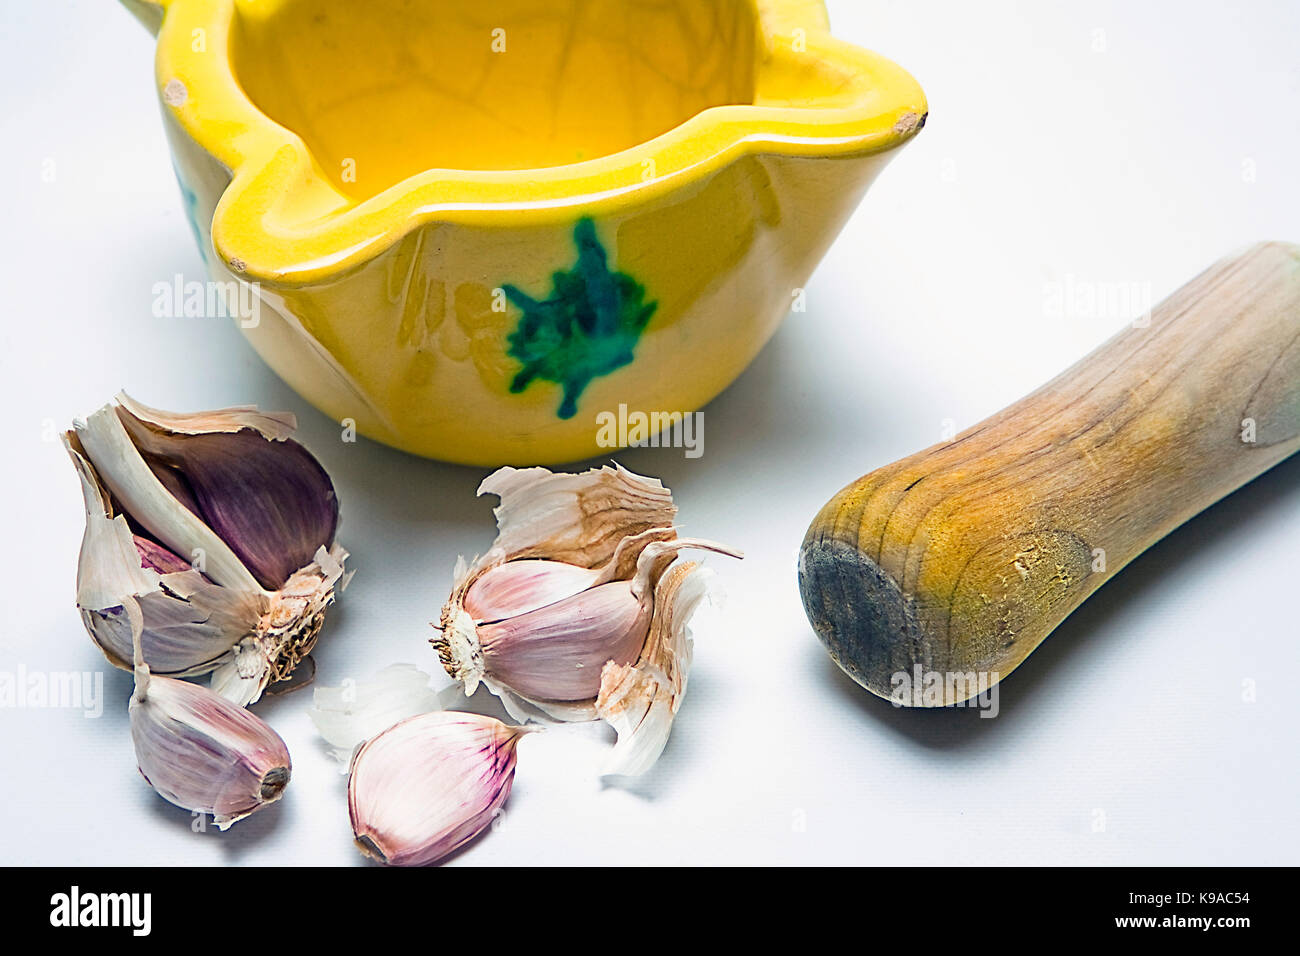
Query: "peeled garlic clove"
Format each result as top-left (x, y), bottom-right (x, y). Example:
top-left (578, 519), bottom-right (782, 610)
top-left (129, 665), bottom-right (291, 829)
top-left (463, 559), bottom-right (601, 623)
top-left (477, 581), bottom-right (650, 702)
top-left (348, 711), bottom-right (528, 866)
top-left (65, 393), bottom-right (349, 703)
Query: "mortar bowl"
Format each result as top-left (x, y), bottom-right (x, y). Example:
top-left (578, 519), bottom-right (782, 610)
top-left (122, 0), bottom-right (926, 464)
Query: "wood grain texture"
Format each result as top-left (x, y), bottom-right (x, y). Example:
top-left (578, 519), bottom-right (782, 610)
top-left (800, 242), bottom-right (1300, 703)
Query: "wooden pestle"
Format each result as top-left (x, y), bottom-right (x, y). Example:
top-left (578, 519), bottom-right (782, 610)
top-left (799, 242), bottom-right (1300, 704)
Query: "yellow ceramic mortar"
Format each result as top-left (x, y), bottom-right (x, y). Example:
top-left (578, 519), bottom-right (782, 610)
top-left (121, 0), bottom-right (926, 464)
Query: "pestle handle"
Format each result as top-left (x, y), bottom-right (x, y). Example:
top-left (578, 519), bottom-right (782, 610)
top-left (799, 242), bottom-right (1300, 704)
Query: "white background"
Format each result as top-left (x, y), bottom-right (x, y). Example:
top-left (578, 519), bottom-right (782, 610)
top-left (1, 0), bottom-right (1297, 865)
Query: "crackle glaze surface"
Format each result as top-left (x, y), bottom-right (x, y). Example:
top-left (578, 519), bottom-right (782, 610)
top-left (127, 0), bottom-right (926, 464)
top-left (234, 0), bottom-right (758, 193)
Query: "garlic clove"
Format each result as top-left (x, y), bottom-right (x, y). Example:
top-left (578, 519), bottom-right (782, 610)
top-left (348, 711), bottom-right (528, 866)
top-left (129, 663), bottom-right (291, 829)
top-left (142, 458), bottom-right (203, 520)
top-left (477, 581), bottom-right (650, 702)
top-left (118, 400), bottom-right (339, 591)
top-left (84, 585), bottom-right (263, 678)
top-left (74, 405), bottom-right (264, 594)
top-left (463, 558), bottom-right (602, 623)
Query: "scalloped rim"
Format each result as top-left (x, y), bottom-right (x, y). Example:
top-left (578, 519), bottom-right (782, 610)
top-left (145, 0), bottom-right (927, 284)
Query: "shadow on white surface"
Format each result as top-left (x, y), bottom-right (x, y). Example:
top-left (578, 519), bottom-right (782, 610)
top-left (812, 451), bottom-right (1300, 748)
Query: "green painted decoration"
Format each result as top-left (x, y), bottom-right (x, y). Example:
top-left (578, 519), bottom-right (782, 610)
top-left (503, 218), bottom-right (658, 419)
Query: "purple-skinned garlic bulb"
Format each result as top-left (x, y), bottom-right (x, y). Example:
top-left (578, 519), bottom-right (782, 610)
top-left (64, 393), bottom-right (349, 705)
top-left (348, 711), bottom-right (530, 866)
top-left (433, 465), bottom-right (740, 776)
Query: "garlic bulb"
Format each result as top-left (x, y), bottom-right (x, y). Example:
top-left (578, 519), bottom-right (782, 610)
top-left (348, 711), bottom-right (530, 866)
top-left (434, 465), bottom-right (740, 776)
top-left (128, 602), bottom-right (291, 829)
top-left (64, 393), bottom-right (349, 705)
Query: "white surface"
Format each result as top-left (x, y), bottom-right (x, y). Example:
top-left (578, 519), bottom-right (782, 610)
top-left (1, 0), bottom-right (1297, 865)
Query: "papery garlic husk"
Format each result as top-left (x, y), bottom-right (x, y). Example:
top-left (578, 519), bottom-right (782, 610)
top-left (309, 664), bottom-right (443, 767)
top-left (596, 559), bottom-right (714, 776)
top-left (128, 608), bottom-right (291, 830)
top-left (433, 464), bottom-right (740, 776)
top-left (348, 711), bottom-right (530, 866)
top-left (64, 392), bottom-right (350, 705)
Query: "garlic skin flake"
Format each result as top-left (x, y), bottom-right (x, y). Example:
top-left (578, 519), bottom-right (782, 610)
top-left (309, 664), bottom-right (442, 767)
top-left (64, 393), bottom-right (349, 705)
top-left (130, 648), bottom-right (291, 830)
top-left (348, 711), bottom-right (529, 866)
top-left (596, 561), bottom-right (713, 777)
top-left (434, 464), bottom-right (739, 776)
